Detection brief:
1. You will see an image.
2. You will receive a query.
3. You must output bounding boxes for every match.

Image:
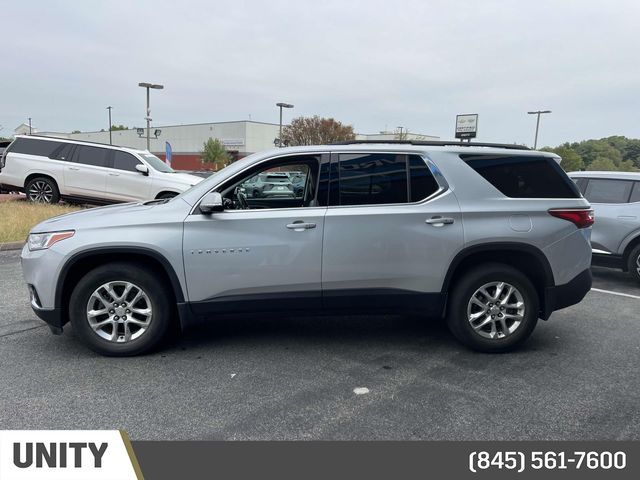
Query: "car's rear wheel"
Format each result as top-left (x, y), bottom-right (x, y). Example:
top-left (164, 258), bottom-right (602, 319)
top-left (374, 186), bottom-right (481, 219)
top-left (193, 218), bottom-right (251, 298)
top-left (627, 244), bottom-right (640, 284)
top-left (69, 263), bottom-right (173, 356)
top-left (446, 263), bottom-right (539, 352)
top-left (25, 177), bottom-right (60, 204)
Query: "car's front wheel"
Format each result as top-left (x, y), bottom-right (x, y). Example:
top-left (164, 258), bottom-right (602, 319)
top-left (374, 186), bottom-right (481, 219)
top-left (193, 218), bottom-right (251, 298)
top-left (627, 244), bottom-right (640, 284)
top-left (446, 263), bottom-right (539, 352)
top-left (69, 263), bottom-right (174, 356)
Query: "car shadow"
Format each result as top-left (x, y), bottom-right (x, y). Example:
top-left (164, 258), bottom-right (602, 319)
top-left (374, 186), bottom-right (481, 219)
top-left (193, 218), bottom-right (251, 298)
top-left (591, 266), bottom-right (639, 295)
top-left (166, 312), bottom-right (551, 356)
top-left (174, 313), bottom-right (451, 349)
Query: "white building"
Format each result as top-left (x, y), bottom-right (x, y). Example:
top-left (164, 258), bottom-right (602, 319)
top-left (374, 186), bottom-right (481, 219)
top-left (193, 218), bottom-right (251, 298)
top-left (37, 120), bottom-right (281, 170)
top-left (29, 121), bottom-right (438, 170)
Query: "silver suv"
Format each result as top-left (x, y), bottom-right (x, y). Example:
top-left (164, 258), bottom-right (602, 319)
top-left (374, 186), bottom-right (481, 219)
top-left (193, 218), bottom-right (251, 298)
top-left (21, 141), bottom-right (594, 356)
top-left (569, 171), bottom-right (640, 283)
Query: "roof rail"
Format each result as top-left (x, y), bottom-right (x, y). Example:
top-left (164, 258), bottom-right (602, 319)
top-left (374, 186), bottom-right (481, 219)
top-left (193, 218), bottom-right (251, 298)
top-left (16, 134), bottom-right (133, 150)
top-left (332, 140), bottom-right (530, 150)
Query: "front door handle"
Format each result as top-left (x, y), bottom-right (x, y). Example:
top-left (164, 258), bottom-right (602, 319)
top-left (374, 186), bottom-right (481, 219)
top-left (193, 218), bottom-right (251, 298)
top-left (68, 166), bottom-right (80, 171)
top-left (286, 221), bottom-right (316, 231)
top-left (426, 216), bottom-right (454, 227)
top-left (108, 172), bottom-right (120, 176)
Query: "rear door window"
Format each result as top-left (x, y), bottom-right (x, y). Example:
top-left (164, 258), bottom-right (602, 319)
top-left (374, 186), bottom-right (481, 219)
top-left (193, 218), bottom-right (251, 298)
top-left (584, 179), bottom-right (634, 204)
top-left (74, 145), bottom-right (110, 168)
top-left (50, 143), bottom-right (75, 161)
top-left (462, 154), bottom-right (580, 198)
top-left (409, 155), bottom-right (439, 202)
top-left (338, 153), bottom-right (408, 206)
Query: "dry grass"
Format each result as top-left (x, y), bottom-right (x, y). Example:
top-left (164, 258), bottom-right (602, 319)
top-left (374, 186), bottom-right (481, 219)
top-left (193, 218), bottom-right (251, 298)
top-left (0, 199), bottom-right (82, 243)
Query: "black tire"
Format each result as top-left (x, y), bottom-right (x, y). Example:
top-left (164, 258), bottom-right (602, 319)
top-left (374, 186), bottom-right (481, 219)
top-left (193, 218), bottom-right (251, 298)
top-left (69, 262), bottom-right (174, 356)
top-left (446, 263), bottom-right (539, 353)
top-left (25, 176), bottom-right (60, 204)
top-left (627, 244), bottom-right (640, 284)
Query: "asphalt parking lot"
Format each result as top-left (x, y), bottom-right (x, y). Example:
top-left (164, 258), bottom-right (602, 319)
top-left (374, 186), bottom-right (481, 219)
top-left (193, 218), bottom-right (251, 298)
top-left (0, 249), bottom-right (638, 440)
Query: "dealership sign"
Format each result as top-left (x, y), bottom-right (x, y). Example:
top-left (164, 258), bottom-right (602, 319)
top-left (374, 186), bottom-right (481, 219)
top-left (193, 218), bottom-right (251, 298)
top-left (0, 430), bottom-right (141, 479)
top-left (455, 114), bottom-right (478, 139)
top-left (221, 139), bottom-right (244, 147)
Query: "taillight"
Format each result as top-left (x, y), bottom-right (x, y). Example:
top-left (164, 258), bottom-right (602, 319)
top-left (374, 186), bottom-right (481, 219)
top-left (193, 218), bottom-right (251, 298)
top-left (548, 208), bottom-right (594, 228)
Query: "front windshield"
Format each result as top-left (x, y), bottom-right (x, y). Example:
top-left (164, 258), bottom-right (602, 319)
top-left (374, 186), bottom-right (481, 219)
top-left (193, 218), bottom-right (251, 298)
top-left (142, 153), bottom-right (175, 173)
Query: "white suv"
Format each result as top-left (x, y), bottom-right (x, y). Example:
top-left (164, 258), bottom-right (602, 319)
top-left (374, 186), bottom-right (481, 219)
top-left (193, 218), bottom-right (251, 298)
top-left (0, 135), bottom-right (203, 204)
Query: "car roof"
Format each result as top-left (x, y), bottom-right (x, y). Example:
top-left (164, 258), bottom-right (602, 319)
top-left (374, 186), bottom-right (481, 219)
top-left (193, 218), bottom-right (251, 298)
top-left (264, 142), bottom-right (557, 158)
top-left (13, 135), bottom-right (149, 155)
top-left (568, 171), bottom-right (640, 180)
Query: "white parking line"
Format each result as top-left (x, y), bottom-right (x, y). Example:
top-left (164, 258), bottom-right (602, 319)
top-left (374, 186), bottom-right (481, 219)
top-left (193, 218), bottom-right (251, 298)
top-left (591, 288), bottom-right (640, 300)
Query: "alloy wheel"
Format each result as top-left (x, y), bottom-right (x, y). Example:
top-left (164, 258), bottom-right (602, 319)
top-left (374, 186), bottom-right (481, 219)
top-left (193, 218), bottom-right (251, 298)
top-left (466, 281), bottom-right (525, 339)
top-left (28, 181), bottom-right (53, 203)
top-left (86, 281), bottom-right (152, 343)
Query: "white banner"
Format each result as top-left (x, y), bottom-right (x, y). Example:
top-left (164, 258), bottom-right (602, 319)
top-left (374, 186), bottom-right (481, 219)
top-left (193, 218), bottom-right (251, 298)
top-left (0, 431), bottom-right (141, 480)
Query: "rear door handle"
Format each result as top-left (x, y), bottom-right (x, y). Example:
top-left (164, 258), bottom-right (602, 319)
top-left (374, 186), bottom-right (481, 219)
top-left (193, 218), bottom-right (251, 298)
top-left (68, 166), bottom-right (80, 171)
top-left (286, 221), bottom-right (316, 231)
top-left (426, 216), bottom-right (454, 226)
top-left (108, 173), bottom-right (120, 176)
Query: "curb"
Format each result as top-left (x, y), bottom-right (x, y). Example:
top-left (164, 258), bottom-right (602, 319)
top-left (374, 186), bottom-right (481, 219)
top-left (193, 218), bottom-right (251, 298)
top-left (0, 241), bottom-right (25, 252)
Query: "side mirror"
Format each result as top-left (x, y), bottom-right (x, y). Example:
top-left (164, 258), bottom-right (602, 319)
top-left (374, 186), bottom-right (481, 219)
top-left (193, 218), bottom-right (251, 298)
top-left (200, 192), bottom-right (224, 214)
top-left (135, 164), bottom-right (149, 175)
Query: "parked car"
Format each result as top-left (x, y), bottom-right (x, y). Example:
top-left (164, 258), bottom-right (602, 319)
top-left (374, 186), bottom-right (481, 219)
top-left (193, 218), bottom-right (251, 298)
top-left (0, 141), bottom-right (11, 193)
top-left (289, 171), bottom-right (307, 197)
top-left (0, 135), bottom-right (203, 204)
top-left (569, 171), bottom-right (640, 283)
top-left (21, 141), bottom-right (593, 356)
top-left (240, 171), bottom-right (296, 199)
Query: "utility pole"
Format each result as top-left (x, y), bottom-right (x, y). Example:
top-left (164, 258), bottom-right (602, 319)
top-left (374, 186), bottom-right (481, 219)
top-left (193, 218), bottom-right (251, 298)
top-left (138, 82), bottom-right (164, 151)
top-left (276, 102), bottom-right (294, 147)
top-left (107, 106), bottom-right (113, 145)
top-left (28, 117), bottom-right (32, 135)
top-left (527, 110), bottom-right (552, 149)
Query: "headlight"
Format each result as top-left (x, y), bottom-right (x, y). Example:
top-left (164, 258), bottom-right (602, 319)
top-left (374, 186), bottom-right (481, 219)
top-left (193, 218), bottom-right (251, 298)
top-left (28, 231), bottom-right (75, 251)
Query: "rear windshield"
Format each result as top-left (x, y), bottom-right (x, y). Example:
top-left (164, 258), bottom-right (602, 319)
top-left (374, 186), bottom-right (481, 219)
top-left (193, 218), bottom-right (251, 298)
top-left (461, 154), bottom-right (581, 199)
top-left (266, 175), bottom-right (289, 182)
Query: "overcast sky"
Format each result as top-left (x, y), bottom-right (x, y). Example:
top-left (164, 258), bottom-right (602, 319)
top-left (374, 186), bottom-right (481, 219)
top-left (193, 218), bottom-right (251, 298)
top-left (1, 0), bottom-right (638, 146)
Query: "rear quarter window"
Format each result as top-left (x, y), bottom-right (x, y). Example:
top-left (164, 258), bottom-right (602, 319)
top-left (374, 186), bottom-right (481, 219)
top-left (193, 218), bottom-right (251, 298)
top-left (9, 137), bottom-right (62, 157)
top-left (584, 179), bottom-right (634, 204)
top-left (461, 154), bottom-right (580, 198)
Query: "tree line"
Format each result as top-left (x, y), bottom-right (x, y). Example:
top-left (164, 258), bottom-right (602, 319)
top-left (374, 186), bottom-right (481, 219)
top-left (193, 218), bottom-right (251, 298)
top-left (543, 136), bottom-right (640, 172)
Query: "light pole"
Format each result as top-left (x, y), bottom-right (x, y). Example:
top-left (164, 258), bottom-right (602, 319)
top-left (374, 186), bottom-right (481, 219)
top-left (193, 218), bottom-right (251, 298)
top-left (527, 110), bottom-right (551, 149)
top-left (28, 117), bottom-right (32, 135)
top-left (106, 106), bottom-right (113, 145)
top-left (138, 82), bottom-right (164, 151)
top-left (276, 102), bottom-right (294, 147)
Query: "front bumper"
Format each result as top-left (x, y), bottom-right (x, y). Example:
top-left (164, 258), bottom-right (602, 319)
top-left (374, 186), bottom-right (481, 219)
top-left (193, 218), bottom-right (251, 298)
top-left (31, 305), bottom-right (64, 334)
top-left (542, 268), bottom-right (592, 319)
top-left (21, 243), bottom-right (68, 333)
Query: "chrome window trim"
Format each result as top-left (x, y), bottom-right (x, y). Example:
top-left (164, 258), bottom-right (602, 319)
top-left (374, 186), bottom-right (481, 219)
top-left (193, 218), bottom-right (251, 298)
top-left (189, 150), bottom-right (327, 215)
top-left (190, 150), bottom-right (452, 214)
top-left (326, 151), bottom-right (449, 209)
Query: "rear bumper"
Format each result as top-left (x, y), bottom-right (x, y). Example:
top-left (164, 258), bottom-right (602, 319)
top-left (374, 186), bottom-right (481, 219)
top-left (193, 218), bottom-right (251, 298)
top-left (542, 268), bottom-right (592, 319)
